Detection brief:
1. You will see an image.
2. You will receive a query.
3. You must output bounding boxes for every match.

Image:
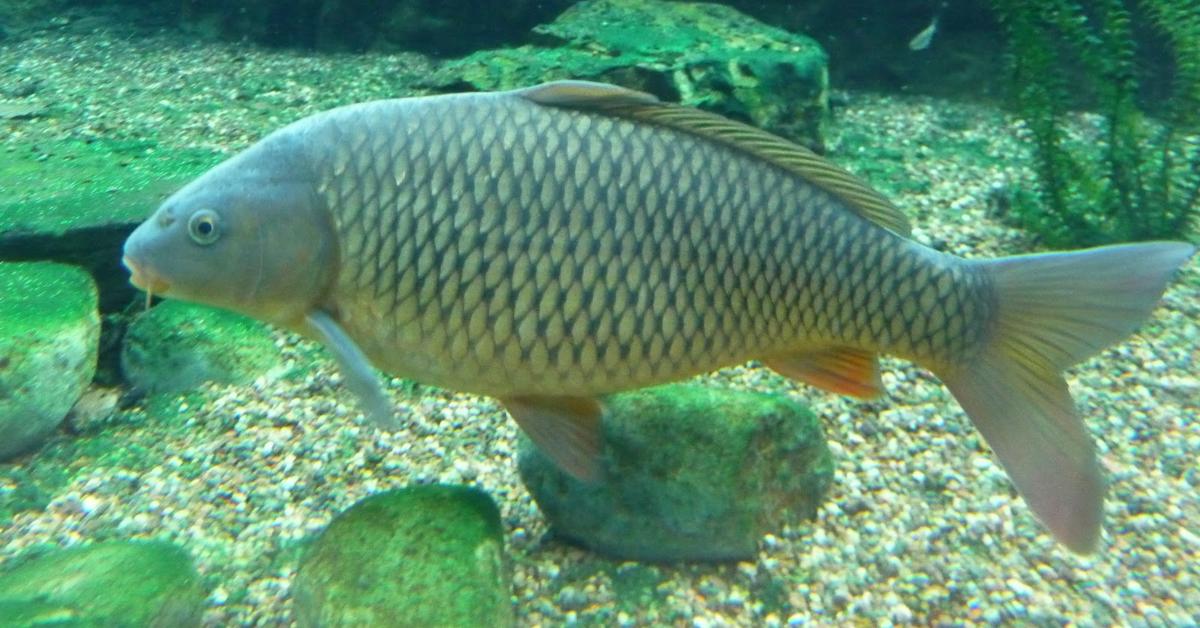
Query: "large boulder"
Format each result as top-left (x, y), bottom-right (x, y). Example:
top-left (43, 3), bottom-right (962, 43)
top-left (428, 0), bottom-right (829, 150)
top-left (294, 485), bottom-right (513, 627)
top-left (120, 300), bottom-right (285, 396)
top-left (519, 384), bottom-right (833, 562)
top-left (0, 262), bottom-right (99, 461)
top-left (0, 138), bottom-right (221, 313)
top-left (0, 540), bottom-right (205, 627)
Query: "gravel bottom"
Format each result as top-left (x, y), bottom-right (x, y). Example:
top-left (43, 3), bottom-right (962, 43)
top-left (2, 17), bottom-right (1198, 627)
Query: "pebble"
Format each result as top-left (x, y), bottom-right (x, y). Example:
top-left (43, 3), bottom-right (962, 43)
top-left (557, 585), bottom-right (588, 611)
top-left (890, 602), bottom-right (915, 623)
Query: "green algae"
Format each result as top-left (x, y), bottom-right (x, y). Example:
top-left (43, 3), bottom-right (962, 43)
top-left (0, 413), bottom-right (162, 525)
top-left (432, 0), bottom-right (828, 148)
top-left (120, 301), bottom-right (284, 396)
top-left (0, 262), bottom-right (101, 461)
top-left (0, 138), bottom-right (220, 237)
top-left (0, 262), bottom-right (96, 335)
top-left (0, 541), bottom-right (205, 628)
top-left (294, 485), bottom-right (512, 627)
top-left (519, 383), bottom-right (833, 562)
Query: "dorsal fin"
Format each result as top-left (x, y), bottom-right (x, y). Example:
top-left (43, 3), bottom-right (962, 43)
top-left (515, 80), bottom-right (911, 236)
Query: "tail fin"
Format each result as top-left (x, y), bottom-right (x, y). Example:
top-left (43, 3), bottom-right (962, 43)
top-left (939, 241), bottom-right (1194, 553)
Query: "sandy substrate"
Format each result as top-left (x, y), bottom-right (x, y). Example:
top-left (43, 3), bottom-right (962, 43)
top-left (1, 18), bottom-right (1197, 626)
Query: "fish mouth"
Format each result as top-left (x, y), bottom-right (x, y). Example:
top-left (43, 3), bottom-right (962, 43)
top-left (122, 255), bottom-right (171, 296)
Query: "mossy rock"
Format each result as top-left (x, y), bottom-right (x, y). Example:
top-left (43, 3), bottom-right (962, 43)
top-left (430, 0), bottom-right (829, 149)
top-left (0, 540), bottom-right (205, 628)
top-left (120, 300), bottom-right (284, 396)
top-left (0, 262), bottom-right (99, 461)
top-left (294, 485), bottom-right (512, 628)
top-left (519, 384), bottom-right (833, 562)
top-left (0, 138), bottom-right (221, 312)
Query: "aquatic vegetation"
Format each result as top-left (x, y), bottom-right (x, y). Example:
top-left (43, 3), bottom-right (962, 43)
top-left (989, 0), bottom-right (1200, 246)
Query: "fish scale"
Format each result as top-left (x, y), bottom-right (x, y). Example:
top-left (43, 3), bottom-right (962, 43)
top-left (305, 92), bottom-right (983, 396)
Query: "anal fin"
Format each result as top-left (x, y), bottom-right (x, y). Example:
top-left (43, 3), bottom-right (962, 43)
top-left (501, 395), bottom-right (604, 482)
top-left (763, 347), bottom-right (884, 399)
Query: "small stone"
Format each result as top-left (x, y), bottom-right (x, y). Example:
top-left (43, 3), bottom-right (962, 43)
top-left (557, 585), bottom-right (588, 611)
top-left (64, 385), bottom-right (123, 434)
top-left (454, 458), bottom-right (479, 481)
top-left (890, 602), bottom-right (915, 623)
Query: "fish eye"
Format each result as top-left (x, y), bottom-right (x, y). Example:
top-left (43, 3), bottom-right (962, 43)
top-left (187, 209), bottom-right (221, 245)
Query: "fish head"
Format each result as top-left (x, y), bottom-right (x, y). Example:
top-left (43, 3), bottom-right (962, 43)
top-left (122, 148), bottom-right (336, 326)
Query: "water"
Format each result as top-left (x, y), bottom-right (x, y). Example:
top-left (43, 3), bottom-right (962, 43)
top-left (0, 1), bottom-right (1197, 626)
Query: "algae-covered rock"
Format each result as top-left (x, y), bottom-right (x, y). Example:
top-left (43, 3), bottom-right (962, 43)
top-left (0, 262), bottom-right (99, 461)
top-left (120, 300), bottom-right (284, 396)
top-left (0, 138), bottom-right (221, 312)
top-left (431, 0), bottom-right (829, 149)
top-left (294, 485), bottom-right (512, 628)
top-left (519, 384), bottom-right (833, 562)
top-left (0, 540), bottom-right (205, 627)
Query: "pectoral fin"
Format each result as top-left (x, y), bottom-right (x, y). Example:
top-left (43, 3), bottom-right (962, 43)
top-left (305, 310), bottom-right (402, 431)
top-left (763, 347), bottom-right (884, 399)
top-left (501, 395), bottom-right (604, 482)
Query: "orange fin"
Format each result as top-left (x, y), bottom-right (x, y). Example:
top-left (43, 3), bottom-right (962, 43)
top-left (501, 395), bottom-right (604, 482)
top-left (763, 347), bottom-right (884, 399)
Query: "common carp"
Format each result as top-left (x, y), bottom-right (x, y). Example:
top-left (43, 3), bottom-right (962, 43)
top-left (121, 81), bottom-right (1195, 552)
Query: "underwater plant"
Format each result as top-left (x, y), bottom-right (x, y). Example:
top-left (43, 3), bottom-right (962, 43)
top-left (989, 0), bottom-right (1200, 247)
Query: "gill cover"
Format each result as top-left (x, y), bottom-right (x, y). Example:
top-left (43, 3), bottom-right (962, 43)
top-left (122, 132), bottom-right (336, 326)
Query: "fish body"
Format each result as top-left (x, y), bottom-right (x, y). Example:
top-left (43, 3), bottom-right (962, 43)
top-left (123, 81), bottom-right (1195, 553)
top-left (304, 91), bottom-right (985, 397)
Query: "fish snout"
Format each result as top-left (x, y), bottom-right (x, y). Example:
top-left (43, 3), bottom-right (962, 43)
top-left (122, 253), bottom-right (170, 295)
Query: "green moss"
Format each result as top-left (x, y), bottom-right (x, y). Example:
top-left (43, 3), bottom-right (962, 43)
top-left (121, 301), bottom-right (283, 395)
top-left (432, 0), bottom-right (828, 148)
top-left (0, 541), bottom-right (205, 628)
top-left (602, 384), bottom-right (833, 527)
top-left (0, 138), bottom-right (221, 237)
top-left (0, 261), bottom-right (100, 461)
top-left (0, 413), bottom-right (164, 525)
top-left (519, 383), bottom-right (833, 562)
top-left (0, 262), bottom-right (96, 335)
top-left (294, 485), bottom-right (512, 627)
top-left (610, 564), bottom-right (665, 613)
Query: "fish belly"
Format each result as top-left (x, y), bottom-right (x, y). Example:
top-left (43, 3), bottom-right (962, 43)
top-left (305, 93), bottom-right (991, 396)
